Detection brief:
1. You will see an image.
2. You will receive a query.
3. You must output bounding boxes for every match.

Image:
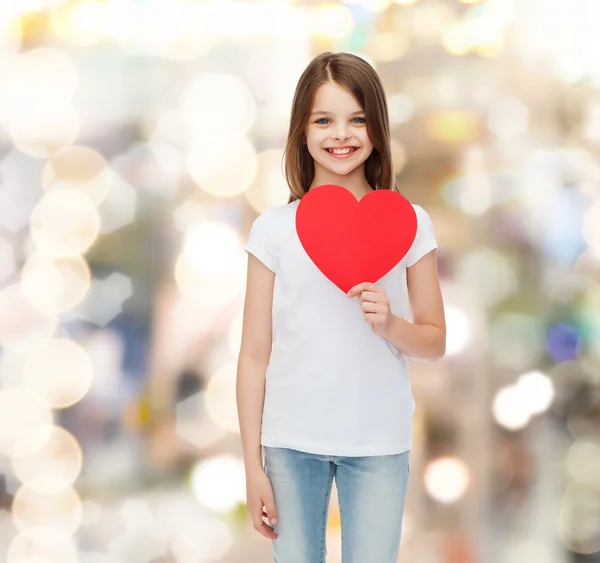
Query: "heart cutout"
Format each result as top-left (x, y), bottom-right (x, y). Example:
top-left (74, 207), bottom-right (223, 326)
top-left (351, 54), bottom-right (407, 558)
top-left (295, 184), bottom-right (417, 294)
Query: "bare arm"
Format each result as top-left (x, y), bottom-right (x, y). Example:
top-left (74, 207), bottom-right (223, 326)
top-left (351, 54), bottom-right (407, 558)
top-left (236, 253), bottom-right (276, 475)
top-left (383, 249), bottom-right (446, 361)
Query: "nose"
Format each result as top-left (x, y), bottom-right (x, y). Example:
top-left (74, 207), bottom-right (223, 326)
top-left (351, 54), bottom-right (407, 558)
top-left (333, 130), bottom-right (351, 142)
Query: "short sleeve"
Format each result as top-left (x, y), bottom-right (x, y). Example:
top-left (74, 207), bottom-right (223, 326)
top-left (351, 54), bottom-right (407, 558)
top-left (244, 209), bottom-right (279, 274)
top-left (405, 205), bottom-right (438, 267)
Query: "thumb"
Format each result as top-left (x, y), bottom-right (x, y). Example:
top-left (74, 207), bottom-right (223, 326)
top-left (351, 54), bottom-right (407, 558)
top-left (264, 499), bottom-right (278, 525)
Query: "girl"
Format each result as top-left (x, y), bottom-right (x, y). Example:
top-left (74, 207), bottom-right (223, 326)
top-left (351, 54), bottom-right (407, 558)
top-left (237, 52), bottom-right (446, 563)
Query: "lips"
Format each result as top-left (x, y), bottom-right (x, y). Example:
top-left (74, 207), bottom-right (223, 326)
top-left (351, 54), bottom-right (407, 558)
top-left (325, 147), bottom-right (358, 154)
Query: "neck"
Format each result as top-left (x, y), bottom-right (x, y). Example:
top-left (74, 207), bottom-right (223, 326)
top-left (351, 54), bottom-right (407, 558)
top-left (308, 168), bottom-right (373, 202)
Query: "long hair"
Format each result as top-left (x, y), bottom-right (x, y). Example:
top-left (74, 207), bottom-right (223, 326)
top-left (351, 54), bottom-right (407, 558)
top-left (283, 52), bottom-right (400, 204)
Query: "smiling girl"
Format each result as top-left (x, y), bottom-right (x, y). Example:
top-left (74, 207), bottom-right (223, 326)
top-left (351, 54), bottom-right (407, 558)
top-left (237, 51), bottom-right (446, 563)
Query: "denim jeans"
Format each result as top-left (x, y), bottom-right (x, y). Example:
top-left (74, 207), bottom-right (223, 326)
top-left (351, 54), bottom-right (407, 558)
top-left (263, 446), bottom-right (410, 563)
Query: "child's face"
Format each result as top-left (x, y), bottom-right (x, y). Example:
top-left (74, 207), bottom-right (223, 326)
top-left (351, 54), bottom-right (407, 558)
top-left (304, 81), bottom-right (374, 179)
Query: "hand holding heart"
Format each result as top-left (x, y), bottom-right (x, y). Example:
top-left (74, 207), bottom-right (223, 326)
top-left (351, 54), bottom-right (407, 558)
top-left (347, 282), bottom-right (393, 338)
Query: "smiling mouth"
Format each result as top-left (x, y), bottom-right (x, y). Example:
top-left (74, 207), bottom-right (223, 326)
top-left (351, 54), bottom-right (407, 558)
top-left (325, 147), bottom-right (358, 155)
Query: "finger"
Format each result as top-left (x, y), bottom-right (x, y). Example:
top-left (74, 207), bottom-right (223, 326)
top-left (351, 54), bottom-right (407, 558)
top-left (255, 519), bottom-right (278, 540)
top-left (347, 282), bottom-right (370, 297)
top-left (359, 290), bottom-right (380, 303)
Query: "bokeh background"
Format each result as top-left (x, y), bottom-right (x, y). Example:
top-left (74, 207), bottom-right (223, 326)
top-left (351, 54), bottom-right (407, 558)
top-left (0, 0), bottom-right (599, 561)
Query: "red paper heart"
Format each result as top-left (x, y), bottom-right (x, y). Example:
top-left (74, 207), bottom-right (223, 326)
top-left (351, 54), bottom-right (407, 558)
top-left (296, 184), bottom-right (417, 294)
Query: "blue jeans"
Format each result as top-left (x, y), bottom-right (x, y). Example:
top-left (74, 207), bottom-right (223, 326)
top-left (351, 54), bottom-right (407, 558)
top-left (263, 446), bottom-right (410, 563)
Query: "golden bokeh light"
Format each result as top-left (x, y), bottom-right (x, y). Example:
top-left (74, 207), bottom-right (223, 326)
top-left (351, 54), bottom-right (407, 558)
top-left (11, 481), bottom-right (83, 536)
top-left (30, 189), bottom-right (101, 257)
top-left (9, 105), bottom-right (80, 159)
top-left (188, 133), bottom-right (258, 198)
top-left (21, 252), bottom-right (91, 315)
top-left (8, 527), bottom-right (78, 563)
top-left (0, 387), bottom-right (53, 457)
top-left (0, 284), bottom-right (58, 352)
top-left (204, 363), bottom-right (238, 433)
top-left (244, 148), bottom-right (290, 213)
top-left (179, 73), bottom-right (256, 135)
top-left (22, 338), bottom-right (93, 408)
top-left (12, 424), bottom-right (83, 494)
top-left (424, 109), bottom-right (481, 143)
top-left (174, 248), bottom-right (246, 307)
top-left (308, 4), bottom-right (355, 38)
top-left (0, 48), bottom-right (78, 121)
top-left (50, 0), bottom-right (110, 46)
top-left (41, 145), bottom-right (113, 206)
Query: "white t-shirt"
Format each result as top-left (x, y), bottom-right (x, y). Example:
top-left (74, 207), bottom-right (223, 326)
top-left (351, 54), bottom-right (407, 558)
top-left (244, 197), bottom-right (438, 456)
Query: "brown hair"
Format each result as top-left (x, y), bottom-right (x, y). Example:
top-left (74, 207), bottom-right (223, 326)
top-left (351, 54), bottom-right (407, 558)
top-left (283, 52), bottom-right (400, 204)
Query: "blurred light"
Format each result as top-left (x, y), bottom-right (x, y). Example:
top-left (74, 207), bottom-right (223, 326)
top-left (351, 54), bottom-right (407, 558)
top-left (556, 482), bottom-right (600, 555)
top-left (175, 245), bottom-right (246, 307)
top-left (582, 200), bottom-right (600, 259)
top-left (0, 48), bottom-right (78, 122)
top-left (111, 141), bottom-right (182, 200)
top-left (546, 323), bottom-right (581, 362)
top-left (444, 305), bottom-right (471, 355)
top-left (0, 283), bottom-right (58, 351)
top-left (66, 272), bottom-right (133, 327)
top-left (50, 0), bottom-right (110, 46)
top-left (424, 110), bottom-right (480, 143)
top-left (172, 200), bottom-right (210, 232)
top-left (8, 528), bottom-right (77, 563)
top-left (492, 384), bottom-right (531, 431)
top-left (227, 309), bottom-right (243, 359)
top-left (517, 370), bottom-right (555, 415)
top-left (583, 101), bottom-right (600, 144)
top-left (21, 252), bottom-right (92, 315)
top-left (115, 0), bottom-right (216, 61)
top-left (487, 96), bottom-right (529, 139)
top-left (456, 249), bottom-right (518, 307)
top-left (0, 387), bottom-right (53, 456)
top-left (205, 363), bottom-right (238, 433)
top-left (392, 0), bottom-right (419, 5)
top-left (503, 538), bottom-right (551, 563)
top-left (366, 32), bottom-right (409, 62)
top-left (390, 137), bottom-right (407, 174)
top-left (388, 93), bottom-right (415, 126)
top-left (183, 221), bottom-right (241, 277)
top-left (309, 4), bottom-right (355, 36)
top-left (10, 105), bottom-right (80, 160)
top-left (12, 481), bottom-right (82, 535)
top-left (566, 438), bottom-right (600, 485)
top-left (30, 189), bottom-right (101, 257)
top-left (80, 499), bottom-right (103, 527)
top-left (42, 145), bottom-right (113, 206)
top-left (96, 174), bottom-right (137, 234)
top-left (412, 2), bottom-right (457, 43)
top-left (179, 73), bottom-right (256, 136)
top-left (0, 236), bottom-right (16, 283)
top-left (190, 455), bottom-right (246, 512)
top-left (441, 2), bottom-right (507, 56)
top-left (171, 516), bottom-right (233, 561)
top-left (12, 424), bottom-right (83, 494)
top-left (188, 133), bottom-right (258, 198)
top-left (489, 313), bottom-right (545, 370)
top-left (423, 456), bottom-right (470, 504)
top-left (244, 149), bottom-right (290, 212)
top-left (176, 391), bottom-right (229, 449)
top-left (0, 13), bottom-right (22, 56)
top-left (22, 338), bottom-right (93, 408)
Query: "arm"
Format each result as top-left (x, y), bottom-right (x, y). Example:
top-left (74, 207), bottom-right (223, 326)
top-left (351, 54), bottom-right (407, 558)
top-left (236, 254), bottom-right (275, 475)
top-left (383, 249), bottom-right (446, 361)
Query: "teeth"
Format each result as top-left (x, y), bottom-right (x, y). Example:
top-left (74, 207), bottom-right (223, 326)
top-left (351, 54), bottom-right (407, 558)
top-left (328, 148), bottom-right (355, 155)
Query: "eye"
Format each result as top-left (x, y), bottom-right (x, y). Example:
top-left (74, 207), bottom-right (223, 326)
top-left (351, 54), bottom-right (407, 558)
top-left (315, 117), bottom-right (366, 124)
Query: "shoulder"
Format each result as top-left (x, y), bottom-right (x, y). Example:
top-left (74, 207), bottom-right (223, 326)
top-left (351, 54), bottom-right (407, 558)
top-left (410, 204), bottom-right (435, 230)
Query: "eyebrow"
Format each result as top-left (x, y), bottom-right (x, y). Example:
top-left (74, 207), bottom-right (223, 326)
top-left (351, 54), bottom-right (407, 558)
top-left (310, 110), bottom-right (365, 116)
